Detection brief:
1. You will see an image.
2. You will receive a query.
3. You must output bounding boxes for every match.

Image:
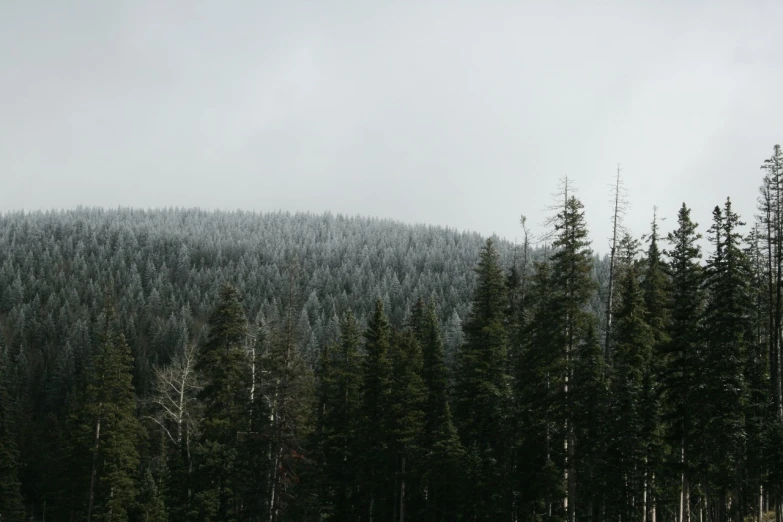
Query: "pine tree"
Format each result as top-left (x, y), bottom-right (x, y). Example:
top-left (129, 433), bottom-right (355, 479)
top-left (455, 238), bottom-right (512, 520)
top-left (663, 203), bottom-right (705, 522)
top-left (758, 144), bottom-right (783, 421)
top-left (640, 212), bottom-right (670, 522)
top-left (0, 353), bottom-right (25, 522)
top-left (571, 323), bottom-right (608, 522)
top-left (549, 194), bottom-right (598, 522)
top-left (744, 225), bottom-right (772, 522)
top-left (258, 299), bottom-right (315, 521)
top-left (388, 328), bottom-right (426, 522)
top-left (411, 298), bottom-right (465, 521)
top-left (193, 283), bottom-right (251, 521)
top-left (316, 310), bottom-right (363, 521)
top-left (358, 298), bottom-right (395, 520)
top-left (606, 234), bottom-right (654, 522)
top-left (75, 299), bottom-right (142, 522)
top-left (515, 259), bottom-right (567, 520)
top-left (701, 198), bottom-right (751, 521)
top-left (136, 467), bottom-right (168, 522)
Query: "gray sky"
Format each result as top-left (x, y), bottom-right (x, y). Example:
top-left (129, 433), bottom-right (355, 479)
top-left (2, 1), bottom-right (782, 251)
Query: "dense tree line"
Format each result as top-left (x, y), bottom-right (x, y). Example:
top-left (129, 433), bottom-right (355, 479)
top-left (1, 146), bottom-right (783, 521)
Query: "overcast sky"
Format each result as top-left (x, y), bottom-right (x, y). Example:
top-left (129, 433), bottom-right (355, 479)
top-left (2, 1), bottom-right (782, 251)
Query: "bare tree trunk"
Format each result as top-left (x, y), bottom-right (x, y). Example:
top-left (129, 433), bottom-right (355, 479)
top-left (87, 415), bottom-right (102, 522)
top-left (643, 461), bottom-right (648, 522)
top-left (400, 456), bottom-right (406, 522)
top-left (679, 437), bottom-right (690, 522)
top-left (605, 164), bottom-right (623, 360)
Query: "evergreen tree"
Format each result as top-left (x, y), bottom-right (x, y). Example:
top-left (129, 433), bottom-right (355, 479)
top-left (571, 323), bottom-right (608, 522)
top-left (606, 234), bottom-right (654, 522)
top-left (388, 328), bottom-right (426, 522)
top-left (193, 283), bottom-right (251, 521)
top-left (0, 353), bottom-right (25, 522)
top-left (411, 298), bottom-right (465, 521)
top-left (73, 299), bottom-right (142, 522)
top-left (662, 203), bottom-right (705, 522)
top-left (640, 210), bottom-right (670, 522)
top-left (358, 298), bottom-right (395, 520)
top-left (315, 310), bottom-right (363, 521)
top-left (515, 259), bottom-right (567, 520)
top-left (455, 238), bottom-right (512, 520)
top-left (701, 199), bottom-right (751, 521)
top-left (258, 298), bottom-right (315, 521)
top-left (743, 225), bottom-right (772, 522)
top-left (549, 194), bottom-right (598, 522)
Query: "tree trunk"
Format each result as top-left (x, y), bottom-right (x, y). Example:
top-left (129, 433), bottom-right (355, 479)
top-left (87, 415), bottom-right (102, 522)
top-left (604, 164), bottom-right (622, 360)
top-left (400, 455), bottom-right (406, 522)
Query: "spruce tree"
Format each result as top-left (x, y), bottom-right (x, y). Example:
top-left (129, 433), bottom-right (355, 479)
top-left (640, 211), bottom-right (670, 522)
top-left (193, 283), bottom-right (251, 521)
top-left (571, 323), bottom-right (608, 522)
top-left (388, 328), bottom-right (426, 522)
top-left (0, 354), bottom-right (25, 522)
top-left (743, 225), bottom-right (772, 521)
top-left (74, 299), bottom-right (142, 522)
top-left (316, 310), bottom-right (363, 521)
top-left (455, 238), bottom-right (512, 520)
top-left (515, 259), bottom-right (566, 520)
top-left (411, 298), bottom-right (465, 521)
top-left (606, 234), bottom-right (654, 522)
top-left (701, 198), bottom-right (751, 521)
top-left (258, 298), bottom-right (315, 521)
top-left (663, 203), bottom-right (704, 522)
top-left (358, 298), bottom-right (395, 520)
top-left (549, 194), bottom-right (598, 522)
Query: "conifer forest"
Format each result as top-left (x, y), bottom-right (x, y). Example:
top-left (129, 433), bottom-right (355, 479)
top-left (5, 145), bottom-right (783, 522)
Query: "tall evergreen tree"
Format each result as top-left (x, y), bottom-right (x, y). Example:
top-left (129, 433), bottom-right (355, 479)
top-left (516, 259), bottom-right (567, 521)
top-left (316, 310), bottom-right (363, 521)
top-left (0, 353), bottom-right (25, 522)
top-left (257, 297), bottom-right (315, 522)
top-left (358, 298), bottom-right (395, 521)
top-left (388, 328), bottom-right (426, 522)
top-left (72, 298), bottom-right (142, 522)
top-left (701, 198), bottom-right (752, 521)
top-left (640, 212), bottom-right (670, 522)
top-left (606, 234), bottom-right (655, 522)
top-left (455, 238), bottom-right (512, 520)
top-left (193, 283), bottom-right (251, 521)
top-left (411, 298), bottom-right (465, 521)
top-left (549, 194), bottom-right (598, 522)
top-left (663, 203), bottom-right (705, 522)
top-left (571, 323), bottom-right (608, 522)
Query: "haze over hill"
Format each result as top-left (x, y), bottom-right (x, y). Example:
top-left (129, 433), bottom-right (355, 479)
top-left (3, 2), bottom-right (782, 245)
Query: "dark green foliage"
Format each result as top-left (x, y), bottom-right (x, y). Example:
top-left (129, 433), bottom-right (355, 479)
top-left (606, 235), bottom-right (655, 522)
top-left (411, 298), bottom-right (465, 521)
top-left (67, 300), bottom-right (142, 522)
top-left (662, 203), bottom-right (705, 522)
top-left (315, 311), bottom-right (363, 520)
top-left (257, 297), bottom-right (315, 521)
top-left (3, 158), bottom-right (783, 522)
top-left (357, 299), bottom-right (395, 519)
top-left (388, 328), bottom-right (426, 520)
top-left (193, 283), bottom-right (251, 521)
top-left (455, 238), bottom-right (513, 520)
top-left (0, 354), bottom-right (26, 522)
top-left (515, 259), bottom-right (566, 519)
top-left (700, 199), bottom-right (752, 519)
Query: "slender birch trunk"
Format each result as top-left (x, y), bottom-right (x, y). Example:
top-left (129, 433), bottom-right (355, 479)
top-left (87, 414), bottom-right (102, 522)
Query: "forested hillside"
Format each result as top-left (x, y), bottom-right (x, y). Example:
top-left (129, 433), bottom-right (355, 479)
top-left (1, 145), bottom-right (782, 522)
